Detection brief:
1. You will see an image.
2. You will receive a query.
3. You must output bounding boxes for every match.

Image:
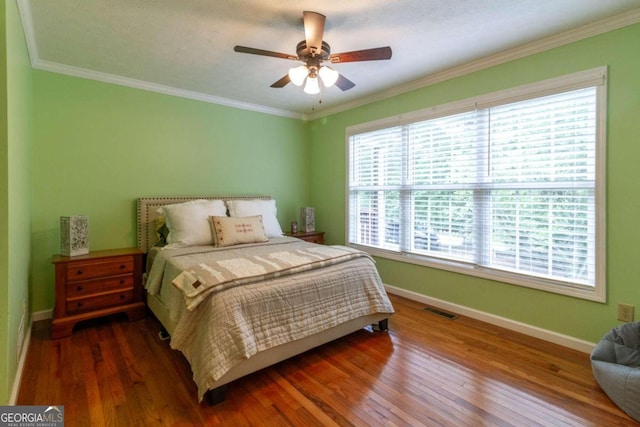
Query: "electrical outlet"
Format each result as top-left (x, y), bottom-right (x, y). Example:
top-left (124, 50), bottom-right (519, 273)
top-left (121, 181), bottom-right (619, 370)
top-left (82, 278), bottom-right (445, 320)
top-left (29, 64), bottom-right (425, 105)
top-left (617, 303), bottom-right (635, 322)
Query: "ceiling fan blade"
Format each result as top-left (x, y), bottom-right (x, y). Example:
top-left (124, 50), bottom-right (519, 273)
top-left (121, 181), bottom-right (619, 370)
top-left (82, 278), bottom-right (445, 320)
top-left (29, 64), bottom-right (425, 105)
top-left (270, 74), bottom-right (291, 88)
top-left (303, 11), bottom-right (326, 56)
top-left (335, 74), bottom-right (356, 91)
top-left (234, 45), bottom-right (297, 60)
top-left (329, 46), bottom-right (392, 63)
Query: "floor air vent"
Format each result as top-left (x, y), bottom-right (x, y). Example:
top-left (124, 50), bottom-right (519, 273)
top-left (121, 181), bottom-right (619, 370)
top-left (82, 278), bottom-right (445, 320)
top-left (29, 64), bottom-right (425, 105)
top-left (424, 307), bottom-right (457, 320)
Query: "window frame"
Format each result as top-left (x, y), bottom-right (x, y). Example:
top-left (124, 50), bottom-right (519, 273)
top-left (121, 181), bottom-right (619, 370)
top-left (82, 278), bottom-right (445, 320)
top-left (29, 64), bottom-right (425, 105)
top-left (345, 67), bottom-right (607, 302)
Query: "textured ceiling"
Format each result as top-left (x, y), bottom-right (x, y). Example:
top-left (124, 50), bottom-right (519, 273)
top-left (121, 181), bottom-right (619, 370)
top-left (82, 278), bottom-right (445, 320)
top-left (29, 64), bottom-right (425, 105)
top-left (18, 0), bottom-right (640, 119)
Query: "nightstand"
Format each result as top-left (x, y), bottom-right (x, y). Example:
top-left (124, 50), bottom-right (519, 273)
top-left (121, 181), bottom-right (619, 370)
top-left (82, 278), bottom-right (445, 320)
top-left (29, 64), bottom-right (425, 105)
top-left (286, 230), bottom-right (325, 244)
top-left (51, 248), bottom-right (145, 339)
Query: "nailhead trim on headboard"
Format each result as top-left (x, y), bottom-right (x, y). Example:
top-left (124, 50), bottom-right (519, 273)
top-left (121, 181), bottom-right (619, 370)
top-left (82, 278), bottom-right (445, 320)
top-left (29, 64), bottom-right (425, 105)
top-left (136, 195), bottom-right (270, 252)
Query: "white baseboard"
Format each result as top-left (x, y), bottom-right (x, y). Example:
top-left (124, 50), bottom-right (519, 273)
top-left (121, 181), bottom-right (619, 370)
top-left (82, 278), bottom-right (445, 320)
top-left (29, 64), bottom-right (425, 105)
top-left (9, 309), bottom-right (52, 404)
top-left (384, 284), bottom-right (596, 354)
top-left (9, 319), bottom-right (32, 405)
top-left (32, 309), bottom-right (53, 322)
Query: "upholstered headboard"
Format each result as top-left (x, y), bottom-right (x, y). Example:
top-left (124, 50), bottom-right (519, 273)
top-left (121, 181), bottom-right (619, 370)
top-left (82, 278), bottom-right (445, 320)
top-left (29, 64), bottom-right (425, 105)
top-left (136, 195), bottom-right (270, 252)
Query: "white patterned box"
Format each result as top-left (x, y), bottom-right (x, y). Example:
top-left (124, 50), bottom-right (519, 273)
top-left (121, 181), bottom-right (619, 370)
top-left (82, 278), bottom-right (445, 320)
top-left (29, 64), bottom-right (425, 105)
top-left (300, 207), bottom-right (315, 232)
top-left (60, 215), bottom-right (89, 256)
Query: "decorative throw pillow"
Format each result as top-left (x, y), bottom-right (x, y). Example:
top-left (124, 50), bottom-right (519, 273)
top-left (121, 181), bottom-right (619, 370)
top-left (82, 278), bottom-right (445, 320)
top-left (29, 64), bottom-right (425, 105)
top-left (157, 199), bottom-right (227, 247)
top-left (210, 215), bottom-right (268, 247)
top-left (225, 199), bottom-right (284, 237)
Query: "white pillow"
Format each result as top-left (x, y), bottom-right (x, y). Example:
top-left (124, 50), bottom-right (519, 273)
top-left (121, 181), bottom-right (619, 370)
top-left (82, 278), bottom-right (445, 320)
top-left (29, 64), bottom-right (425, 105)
top-left (226, 199), bottom-right (284, 237)
top-left (157, 199), bottom-right (227, 247)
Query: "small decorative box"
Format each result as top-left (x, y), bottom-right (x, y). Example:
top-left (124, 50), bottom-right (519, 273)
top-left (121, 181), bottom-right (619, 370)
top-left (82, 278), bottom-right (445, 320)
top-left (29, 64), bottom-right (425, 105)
top-left (60, 215), bottom-right (89, 256)
top-left (300, 207), bottom-right (315, 232)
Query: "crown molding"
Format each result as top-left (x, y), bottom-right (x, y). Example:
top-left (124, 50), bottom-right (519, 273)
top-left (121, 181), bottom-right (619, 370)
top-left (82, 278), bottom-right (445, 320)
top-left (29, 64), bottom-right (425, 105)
top-left (303, 8), bottom-right (640, 121)
top-left (16, 1), bottom-right (301, 120)
top-left (31, 59), bottom-right (304, 120)
top-left (16, 1), bottom-right (640, 121)
top-left (16, 0), bottom-right (39, 65)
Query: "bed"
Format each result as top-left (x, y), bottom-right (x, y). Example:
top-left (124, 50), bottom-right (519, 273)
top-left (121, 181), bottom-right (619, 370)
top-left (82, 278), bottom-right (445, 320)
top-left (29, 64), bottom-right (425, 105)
top-left (137, 195), bottom-right (394, 404)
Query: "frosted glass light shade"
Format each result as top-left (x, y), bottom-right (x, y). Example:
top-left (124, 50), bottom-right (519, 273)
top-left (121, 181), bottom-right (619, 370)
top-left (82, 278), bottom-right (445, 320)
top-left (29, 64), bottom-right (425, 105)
top-left (288, 65), bottom-right (308, 86)
top-left (319, 66), bottom-right (339, 87)
top-left (304, 76), bottom-right (320, 94)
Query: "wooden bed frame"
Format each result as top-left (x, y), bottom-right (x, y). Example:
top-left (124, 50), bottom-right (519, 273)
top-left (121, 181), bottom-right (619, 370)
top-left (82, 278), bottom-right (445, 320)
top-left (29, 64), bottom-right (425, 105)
top-left (137, 196), bottom-right (389, 404)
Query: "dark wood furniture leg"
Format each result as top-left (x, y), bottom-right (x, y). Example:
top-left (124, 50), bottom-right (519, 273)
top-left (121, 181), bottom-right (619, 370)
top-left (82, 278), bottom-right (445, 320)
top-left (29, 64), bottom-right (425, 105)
top-left (205, 385), bottom-right (228, 405)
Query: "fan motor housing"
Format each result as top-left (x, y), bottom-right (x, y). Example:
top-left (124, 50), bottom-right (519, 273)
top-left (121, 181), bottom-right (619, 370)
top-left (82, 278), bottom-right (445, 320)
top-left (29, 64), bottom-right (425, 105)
top-left (296, 40), bottom-right (330, 60)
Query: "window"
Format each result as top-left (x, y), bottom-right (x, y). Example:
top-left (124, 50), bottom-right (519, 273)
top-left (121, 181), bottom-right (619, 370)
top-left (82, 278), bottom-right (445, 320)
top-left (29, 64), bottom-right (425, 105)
top-left (347, 67), bottom-right (606, 301)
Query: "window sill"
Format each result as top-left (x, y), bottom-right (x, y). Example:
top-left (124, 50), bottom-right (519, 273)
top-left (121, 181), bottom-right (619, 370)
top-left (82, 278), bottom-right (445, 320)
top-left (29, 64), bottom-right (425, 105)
top-left (351, 244), bottom-right (605, 303)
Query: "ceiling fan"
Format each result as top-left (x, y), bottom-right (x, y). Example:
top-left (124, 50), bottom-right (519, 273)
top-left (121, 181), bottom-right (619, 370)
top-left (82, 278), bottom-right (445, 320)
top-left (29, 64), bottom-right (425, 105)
top-left (233, 11), bottom-right (392, 95)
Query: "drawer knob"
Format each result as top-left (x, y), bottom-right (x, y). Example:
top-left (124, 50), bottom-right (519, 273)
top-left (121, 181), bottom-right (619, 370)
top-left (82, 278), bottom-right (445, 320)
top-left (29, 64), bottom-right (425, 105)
top-left (77, 302), bottom-right (83, 308)
top-left (76, 270), bottom-right (83, 275)
top-left (77, 286), bottom-right (83, 291)
top-left (120, 294), bottom-right (126, 299)
top-left (120, 279), bottom-right (125, 285)
top-left (119, 264), bottom-right (126, 269)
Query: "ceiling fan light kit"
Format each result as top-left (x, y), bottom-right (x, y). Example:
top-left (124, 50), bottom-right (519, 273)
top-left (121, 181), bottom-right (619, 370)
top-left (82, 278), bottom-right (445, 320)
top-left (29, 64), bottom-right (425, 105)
top-left (288, 65), bottom-right (308, 86)
top-left (289, 64), bottom-right (339, 92)
top-left (234, 11), bottom-right (392, 96)
top-left (318, 66), bottom-right (339, 87)
top-left (304, 76), bottom-right (320, 94)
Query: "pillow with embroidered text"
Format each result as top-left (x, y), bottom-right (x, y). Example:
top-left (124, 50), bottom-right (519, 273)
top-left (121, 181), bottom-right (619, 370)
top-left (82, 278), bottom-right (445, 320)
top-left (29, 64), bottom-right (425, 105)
top-left (210, 215), bottom-right (268, 247)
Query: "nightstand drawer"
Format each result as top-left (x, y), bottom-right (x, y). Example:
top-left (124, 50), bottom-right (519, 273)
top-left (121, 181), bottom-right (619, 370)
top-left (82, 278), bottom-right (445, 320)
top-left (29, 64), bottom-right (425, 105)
top-left (66, 289), bottom-right (134, 314)
top-left (52, 248), bottom-right (145, 338)
top-left (66, 276), bottom-right (134, 298)
top-left (65, 256), bottom-right (134, 282)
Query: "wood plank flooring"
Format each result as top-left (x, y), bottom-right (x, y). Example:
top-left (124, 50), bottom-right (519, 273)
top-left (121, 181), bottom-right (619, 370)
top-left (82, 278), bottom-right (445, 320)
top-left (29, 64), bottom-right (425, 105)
top-left (18, 294), bottom-right (637, 426)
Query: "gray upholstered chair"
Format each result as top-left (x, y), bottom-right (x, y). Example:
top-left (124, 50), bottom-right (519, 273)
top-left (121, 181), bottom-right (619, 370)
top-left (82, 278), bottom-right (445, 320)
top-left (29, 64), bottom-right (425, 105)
top-left (591, 322), bottom-right (640, 422)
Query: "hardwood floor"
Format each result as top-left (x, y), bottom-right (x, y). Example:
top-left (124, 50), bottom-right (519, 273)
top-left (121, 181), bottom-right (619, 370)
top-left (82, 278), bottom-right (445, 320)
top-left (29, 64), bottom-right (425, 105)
top-left (18, 294), bottom-right (636, 426)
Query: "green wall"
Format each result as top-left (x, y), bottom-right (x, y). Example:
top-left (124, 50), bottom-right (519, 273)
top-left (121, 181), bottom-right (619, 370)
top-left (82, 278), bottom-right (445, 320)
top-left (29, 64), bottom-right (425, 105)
top-left (4, 1), bottom-right (309, 402)
top-left (309, 23), bottom-right (640, 343)
top-left (30, 72), bottom-right (309, 312)
top-left (3, 4), bottom-right (639, 404)
top-left (0, 2), bottom-right (9, 407)
top-left (1, 0), bottom-right (33, 405)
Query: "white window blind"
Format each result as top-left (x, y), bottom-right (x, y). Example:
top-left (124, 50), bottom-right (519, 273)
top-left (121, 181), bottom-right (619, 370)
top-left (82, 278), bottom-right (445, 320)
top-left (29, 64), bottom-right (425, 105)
top-left (347, 68), bottom-right (606, 301)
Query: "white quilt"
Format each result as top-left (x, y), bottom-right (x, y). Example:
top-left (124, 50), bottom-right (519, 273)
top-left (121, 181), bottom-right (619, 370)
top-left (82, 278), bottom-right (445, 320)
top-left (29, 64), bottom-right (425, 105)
top-left (145, 237), bottom-right (395, 401)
